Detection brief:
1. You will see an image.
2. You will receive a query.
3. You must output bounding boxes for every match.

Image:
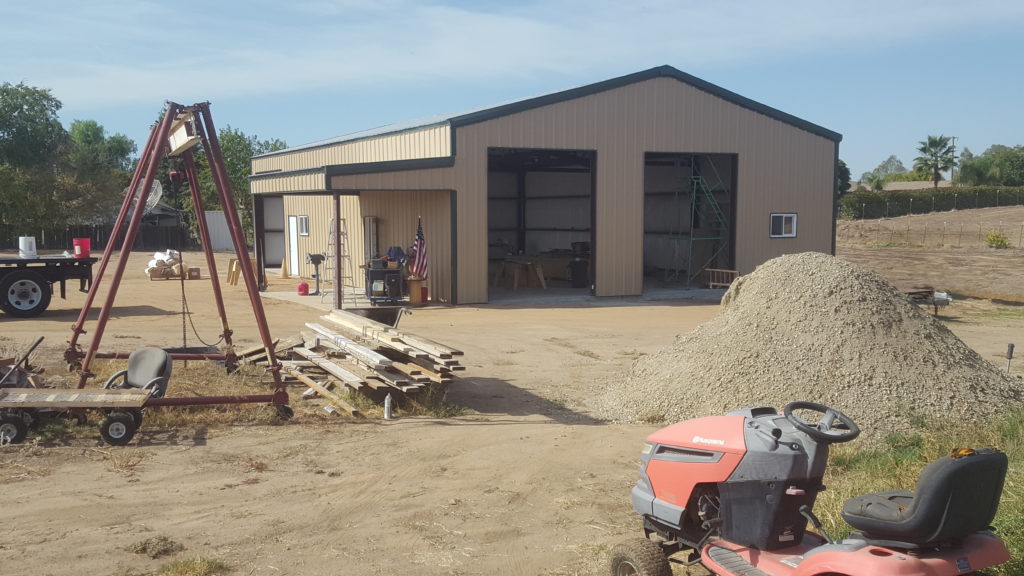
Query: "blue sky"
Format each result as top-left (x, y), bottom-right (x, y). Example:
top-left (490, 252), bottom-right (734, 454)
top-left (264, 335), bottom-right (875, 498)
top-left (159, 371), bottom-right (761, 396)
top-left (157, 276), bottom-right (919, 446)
top-left (2, 0), bottom-right (1022, 178)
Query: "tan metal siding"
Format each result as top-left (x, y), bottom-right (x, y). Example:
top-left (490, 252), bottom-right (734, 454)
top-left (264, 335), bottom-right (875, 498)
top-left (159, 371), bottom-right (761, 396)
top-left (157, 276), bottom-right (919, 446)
top-left (252, 125), bottom-right (451, 174)
top-left (451, 76), bottom-right (836, 302)
top-left (282, 195), bottom-right (360, 282)
top-left (281, 192), bottom-right (452, 303)
top-left (360, 191), bottom-right (452, 303)
top-left (252, 172), bottom-right (325, 195)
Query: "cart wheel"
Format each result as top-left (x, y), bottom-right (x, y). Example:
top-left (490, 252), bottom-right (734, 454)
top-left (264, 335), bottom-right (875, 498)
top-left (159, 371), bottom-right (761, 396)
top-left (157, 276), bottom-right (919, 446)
top-left (0, 270), bottom-right (52, 318)
top-left (608, 538), bottom-right (672, 576)
top-left (275, 404), bottom-right (294, 420)
top-left (99, 412), bottom-right (137, 446)
top-left (63, 409), bottom-right (88, 426)
top-left (0, 413), bottom-right (29, 444)
top-left (126, 408), bottom-right (143, 429)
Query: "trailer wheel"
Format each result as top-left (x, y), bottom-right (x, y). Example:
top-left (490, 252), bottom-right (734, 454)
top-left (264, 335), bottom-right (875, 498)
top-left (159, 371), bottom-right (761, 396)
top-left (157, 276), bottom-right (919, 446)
top-left (608, 538), bottom-right (672, 576)
top-left (126, 408), bottom-right (143, 429)
top-left (0, 413), bottom-right (29, 444)
top-left (0, 270), bottom-right (52, 318)
top-left (99, 412), bottom-right (137, 446)
top-left (276, 404), bottom-right (294, 420)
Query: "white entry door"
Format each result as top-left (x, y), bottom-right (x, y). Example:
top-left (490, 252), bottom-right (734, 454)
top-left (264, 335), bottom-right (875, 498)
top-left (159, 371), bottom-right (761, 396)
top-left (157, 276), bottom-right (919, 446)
top-left (288, 215), bottom-right (299, 276)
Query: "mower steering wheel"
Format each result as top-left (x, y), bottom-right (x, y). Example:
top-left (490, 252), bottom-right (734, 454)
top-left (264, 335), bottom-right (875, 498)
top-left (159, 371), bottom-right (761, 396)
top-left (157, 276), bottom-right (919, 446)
top-left (783, 401), bottom-right (860, 443)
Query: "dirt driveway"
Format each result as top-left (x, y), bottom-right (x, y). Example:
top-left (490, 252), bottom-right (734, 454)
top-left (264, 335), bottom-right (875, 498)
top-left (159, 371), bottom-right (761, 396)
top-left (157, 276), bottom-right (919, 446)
top-left (1, 228), bottom-right (1022, 575)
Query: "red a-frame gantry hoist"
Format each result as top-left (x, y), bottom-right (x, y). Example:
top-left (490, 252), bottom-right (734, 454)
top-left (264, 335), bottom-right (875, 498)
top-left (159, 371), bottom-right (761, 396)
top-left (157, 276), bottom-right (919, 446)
top-left (63, 101), bottom-right (290, 417)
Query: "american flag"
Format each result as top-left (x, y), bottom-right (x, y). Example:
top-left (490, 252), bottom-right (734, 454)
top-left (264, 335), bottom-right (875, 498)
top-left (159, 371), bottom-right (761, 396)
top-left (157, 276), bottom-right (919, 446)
top-left (409, 217), bottom-right (428, 279)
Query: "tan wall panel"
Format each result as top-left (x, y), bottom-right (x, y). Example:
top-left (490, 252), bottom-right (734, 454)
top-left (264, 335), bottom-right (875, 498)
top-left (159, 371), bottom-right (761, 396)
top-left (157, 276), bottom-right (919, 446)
top-left (282, 195), bottom-right (361, 284)
top-left (451, 76), bottom-right (836, 302)
top-left (252, 125), bottom-right (451, 174)
top-left (329, 166), bottom-right (455, 192)
top-left (360, 191), bottom-right (452, 304)
top-left (252, 172), bottom-right (325, 195)
top-left (281, 192), bottom-right (452, 303)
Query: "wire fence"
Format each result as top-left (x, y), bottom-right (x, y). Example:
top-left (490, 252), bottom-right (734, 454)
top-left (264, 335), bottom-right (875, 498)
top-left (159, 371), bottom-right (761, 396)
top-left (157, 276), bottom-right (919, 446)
top-left (0, 223), bottom-right (198, 253)
top-left (839, 219), bottom-right (1024, 248)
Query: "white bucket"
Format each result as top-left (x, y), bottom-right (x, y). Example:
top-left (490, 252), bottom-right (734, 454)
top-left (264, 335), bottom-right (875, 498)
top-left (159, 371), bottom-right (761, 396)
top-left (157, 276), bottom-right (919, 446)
top-left (18, 236), bottom-right (37, 259)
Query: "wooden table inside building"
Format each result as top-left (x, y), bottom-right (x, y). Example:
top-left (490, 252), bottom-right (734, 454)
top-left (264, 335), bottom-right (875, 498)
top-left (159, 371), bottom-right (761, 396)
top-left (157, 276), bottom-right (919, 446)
top-left (492, 258), bottom-right (547, 290)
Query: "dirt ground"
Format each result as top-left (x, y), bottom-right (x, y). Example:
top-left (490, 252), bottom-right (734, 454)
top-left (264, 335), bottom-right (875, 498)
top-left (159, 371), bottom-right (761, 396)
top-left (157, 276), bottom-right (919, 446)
top-left (2, 215), bottom-right (1023, 576)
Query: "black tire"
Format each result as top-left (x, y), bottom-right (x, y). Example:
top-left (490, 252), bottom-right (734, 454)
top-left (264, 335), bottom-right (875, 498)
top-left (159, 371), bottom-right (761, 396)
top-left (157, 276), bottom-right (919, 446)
top-left (609, 538), bottom-right (672, 576)
top-left (125, 408), bottom-right (143, 429)
top-left (99, 412), bottom-right (137, 446)
top-left (0, 270), bottom-right (52, 318)
top-left (0, 413), bottom-right (29, 444)
top-left (276, 404), bottom-right (294, 420)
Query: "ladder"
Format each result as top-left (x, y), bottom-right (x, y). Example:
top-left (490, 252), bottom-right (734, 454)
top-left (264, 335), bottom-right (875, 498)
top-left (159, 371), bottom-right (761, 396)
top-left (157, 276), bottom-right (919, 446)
top-left (323, 218), bottom-right (358, 307)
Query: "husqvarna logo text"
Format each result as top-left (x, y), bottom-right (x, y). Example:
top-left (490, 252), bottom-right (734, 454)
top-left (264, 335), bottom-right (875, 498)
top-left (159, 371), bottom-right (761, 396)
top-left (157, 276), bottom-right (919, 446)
top-left (692, 435), bottom-right (725, 446)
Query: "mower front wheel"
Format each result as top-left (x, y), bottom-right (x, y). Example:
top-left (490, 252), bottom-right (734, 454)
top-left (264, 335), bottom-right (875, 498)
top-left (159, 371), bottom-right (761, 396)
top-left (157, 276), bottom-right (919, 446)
top-left (609, 538), bottom-right (672, 576)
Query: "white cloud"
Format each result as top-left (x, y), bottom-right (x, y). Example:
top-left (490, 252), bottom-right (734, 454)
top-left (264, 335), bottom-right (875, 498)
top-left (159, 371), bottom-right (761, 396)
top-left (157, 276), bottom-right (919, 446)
top-left (3, 0), bottom-right (1024, 108)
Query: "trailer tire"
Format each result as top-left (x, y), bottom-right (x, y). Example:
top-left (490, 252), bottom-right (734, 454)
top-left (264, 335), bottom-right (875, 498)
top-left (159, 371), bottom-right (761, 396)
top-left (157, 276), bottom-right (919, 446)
top-left (609, 538), bottom-right (672, 576)
top-left (99, 412), bottom-right (137, 446)
top-left (0, 270), bottom-right (52, 318)
top-left (0, 413), bottom-right (29, 444)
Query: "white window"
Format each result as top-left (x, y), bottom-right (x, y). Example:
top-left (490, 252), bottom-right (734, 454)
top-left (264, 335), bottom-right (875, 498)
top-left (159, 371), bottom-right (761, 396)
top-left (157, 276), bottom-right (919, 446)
top-left (770, 213), bottom-right (797, 238)
top-left (297, 215), bottom-right (310, 236)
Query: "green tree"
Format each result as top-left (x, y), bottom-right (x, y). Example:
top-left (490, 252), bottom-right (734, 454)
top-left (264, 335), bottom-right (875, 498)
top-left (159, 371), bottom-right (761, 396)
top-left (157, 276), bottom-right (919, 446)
top-left (836, 158), bottom-right (851, 196)
top-left (0, 82), bottom-right (67, 231)
top-left (185, 126), bottom-right (286, 241)
top-left (913, 135), bottom-right (957, 188)
top-left (0, 82), bottom-right (65, 169)
top-left (61, 120), bottom-right (137, 223)
top-left (873, 155), bottom-right (908, 178)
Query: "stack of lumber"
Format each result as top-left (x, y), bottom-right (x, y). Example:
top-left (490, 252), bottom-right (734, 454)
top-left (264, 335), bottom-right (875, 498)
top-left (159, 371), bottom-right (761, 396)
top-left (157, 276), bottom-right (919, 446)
top-left (243, 309), bottom-right (464, 418)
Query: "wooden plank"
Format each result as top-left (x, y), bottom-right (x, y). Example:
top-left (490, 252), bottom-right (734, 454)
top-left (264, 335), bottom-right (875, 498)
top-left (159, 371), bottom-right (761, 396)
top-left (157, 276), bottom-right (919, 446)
top-left (291, 347), bottom-right (366, 389)
top-left (0, 388), bottom-right (150, 409)
top-left (318, 315), bottom-right (427, 359)
top-left (305, 323), bottom-right (392, 369)
top-left (283, 366), bottom-right (363, 418)
top-left (237, 339), bottom-right (279, 359)
top-left (327, 310), bottom-right (462, 358)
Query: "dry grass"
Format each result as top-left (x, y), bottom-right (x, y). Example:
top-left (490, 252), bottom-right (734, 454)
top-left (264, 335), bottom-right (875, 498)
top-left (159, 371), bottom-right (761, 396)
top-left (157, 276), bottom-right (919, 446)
top-left (127, 535), bottom-right (185, 559)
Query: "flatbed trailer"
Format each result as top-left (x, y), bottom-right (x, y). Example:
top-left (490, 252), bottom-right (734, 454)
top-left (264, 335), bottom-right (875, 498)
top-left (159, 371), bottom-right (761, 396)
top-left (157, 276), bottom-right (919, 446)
top-left (0, 255), bottom-right (98, 317)
top-left (0, 387), bottom-right (150, 445)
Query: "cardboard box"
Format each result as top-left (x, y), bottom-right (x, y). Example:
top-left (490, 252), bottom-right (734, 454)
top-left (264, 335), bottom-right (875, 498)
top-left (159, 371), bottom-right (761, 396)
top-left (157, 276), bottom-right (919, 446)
top-left (187, 267), bottom-right (201, 280)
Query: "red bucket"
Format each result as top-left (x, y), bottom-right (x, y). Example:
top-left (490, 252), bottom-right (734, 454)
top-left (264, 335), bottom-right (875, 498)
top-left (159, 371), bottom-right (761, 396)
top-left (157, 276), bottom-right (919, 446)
top-left (73, 238), bottom-right (91, 258)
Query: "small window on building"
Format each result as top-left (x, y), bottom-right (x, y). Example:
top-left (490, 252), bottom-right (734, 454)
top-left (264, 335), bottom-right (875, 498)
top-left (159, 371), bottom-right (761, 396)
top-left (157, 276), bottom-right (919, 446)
top-left (770, 213), bottom-right (797, 238)
top-left (298, 215), bottom-right (310, 236)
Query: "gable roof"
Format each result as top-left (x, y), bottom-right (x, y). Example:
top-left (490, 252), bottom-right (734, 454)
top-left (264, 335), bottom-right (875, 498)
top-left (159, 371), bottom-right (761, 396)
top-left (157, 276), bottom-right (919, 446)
top-left (256, 65), bottom-right (840, 160)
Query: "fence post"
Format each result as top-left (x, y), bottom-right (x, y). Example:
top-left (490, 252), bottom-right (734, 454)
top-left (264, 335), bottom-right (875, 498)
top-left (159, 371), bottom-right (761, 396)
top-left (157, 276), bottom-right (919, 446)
top-left (959, 223), bottom-right (963, 247)
top-left (941, 222), bottom-right (946, 246)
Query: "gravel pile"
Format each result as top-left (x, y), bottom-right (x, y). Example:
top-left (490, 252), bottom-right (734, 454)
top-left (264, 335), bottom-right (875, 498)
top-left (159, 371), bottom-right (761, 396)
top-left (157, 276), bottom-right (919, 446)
top-left (596, 252), bottom-right (1022, 437)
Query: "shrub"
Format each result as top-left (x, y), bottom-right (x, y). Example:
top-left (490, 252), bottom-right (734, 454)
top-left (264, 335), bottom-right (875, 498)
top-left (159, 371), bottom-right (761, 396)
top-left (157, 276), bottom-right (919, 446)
top-left (986, 230), bottom-right (1011, 249)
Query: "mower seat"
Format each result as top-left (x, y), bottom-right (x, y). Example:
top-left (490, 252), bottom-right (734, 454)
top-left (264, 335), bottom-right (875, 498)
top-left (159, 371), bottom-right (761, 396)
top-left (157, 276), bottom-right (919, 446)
top-left (104, 347), bottom-right (173, 398)
top-left (841, 448), bottom-right (1007, 547)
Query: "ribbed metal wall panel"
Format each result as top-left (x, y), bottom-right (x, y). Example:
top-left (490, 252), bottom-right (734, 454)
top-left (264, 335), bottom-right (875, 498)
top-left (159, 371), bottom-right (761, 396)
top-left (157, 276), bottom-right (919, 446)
top-left (450, 76), bottom-right (837, 302)
top-left (360, 191), bottom-right (452, 304)
top-left (264, 75), bottom-right (835, 304)
top-left (252, 172), bottom-right (325, 195)
top-left (252, 125), bottom-right (451, 174)
top-left (282, 192), bottom-right (451, 303)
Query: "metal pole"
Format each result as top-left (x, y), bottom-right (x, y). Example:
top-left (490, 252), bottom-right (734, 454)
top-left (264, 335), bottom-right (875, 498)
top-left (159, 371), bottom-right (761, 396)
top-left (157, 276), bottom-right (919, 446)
top-left (181, 150), bottom-right (233, 349)
top-left (77, 104), bottom-right (180, 387)
top-left (333, 193), bottom-right (342, 310)
top-left (194, 103), bottom-right (285, 395)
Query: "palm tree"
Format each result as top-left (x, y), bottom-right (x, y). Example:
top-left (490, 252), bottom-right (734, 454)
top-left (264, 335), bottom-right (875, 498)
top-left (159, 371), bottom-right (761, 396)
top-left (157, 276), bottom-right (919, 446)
top-left (913, 135), bottom-right (957, 188)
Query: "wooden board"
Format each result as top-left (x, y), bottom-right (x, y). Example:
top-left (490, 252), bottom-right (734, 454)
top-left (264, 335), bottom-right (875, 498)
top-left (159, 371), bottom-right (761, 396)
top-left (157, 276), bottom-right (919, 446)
top-left (0, 388), bottom-right (151, 409)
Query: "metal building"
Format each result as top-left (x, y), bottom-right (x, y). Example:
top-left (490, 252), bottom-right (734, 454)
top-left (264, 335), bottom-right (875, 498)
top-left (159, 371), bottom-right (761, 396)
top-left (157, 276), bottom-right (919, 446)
top-left (250, 65), bottom-right (841, 305)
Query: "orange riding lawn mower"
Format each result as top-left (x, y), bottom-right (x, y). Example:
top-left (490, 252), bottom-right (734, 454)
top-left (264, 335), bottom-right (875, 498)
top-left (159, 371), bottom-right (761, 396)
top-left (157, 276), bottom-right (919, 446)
top-left (611, 402), bottom-right (1010, 576)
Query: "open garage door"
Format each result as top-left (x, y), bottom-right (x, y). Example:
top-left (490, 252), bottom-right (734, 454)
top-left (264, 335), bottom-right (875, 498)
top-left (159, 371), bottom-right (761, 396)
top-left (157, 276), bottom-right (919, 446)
top-left (643, 153), bottom-right (735, 288)
top-left (487, 148), bottom-right (595, 297)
